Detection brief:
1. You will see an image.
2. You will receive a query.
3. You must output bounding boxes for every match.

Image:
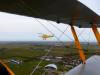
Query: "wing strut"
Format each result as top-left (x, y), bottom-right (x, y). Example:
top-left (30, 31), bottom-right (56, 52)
top-left (92, 24), bottom-right (100, 46)
top-left (70, 25), bottom-right (86, 64)
top-left (0, 61), bottom-right (14, 75)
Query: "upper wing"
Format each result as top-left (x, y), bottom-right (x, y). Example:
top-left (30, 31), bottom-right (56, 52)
top-left (0, 0), bottom-right (100, 28)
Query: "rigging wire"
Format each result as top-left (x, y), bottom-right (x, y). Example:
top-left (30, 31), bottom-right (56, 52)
top-left (34, 18), bottom-right (88, 51)
top-left (16, 1), bottom-right (68, 75)
top-left (86, 28), bottom-right (91, 50)
top-left (30, 18), bottom-right (71, 75)
top-left (19, 0), bottom-right (88, 51)
top-left (30, 47), bottom-right (52, 75)
top-left (16, 1), bottom-right (91, 74)
top-left (17, 0), bottom-right (67, 45)
top-left (88, 29), bottom-right (91, 44)
top-left (47, 21), bottom-right (89, 47)
top-left (34, 18), bottom-right (66, 45)
top-left (77, 28), bottom-right (91, 51)
top-left (5, 0), bottom-right (100, 74)
top-left (17, 0), bottom-right (62, 42)
top-left (15, 2), bottom-right (55, 75)
top-left (77, 28), bottom-right (91, 42)
top-left (58, 27), bottom-right (69, 39)
top-left (77, 28), bottom-right (88, 42)
top-left (17, 0), bottom-right (87, 45)
top-left (47, 21), bottom-right (73, 41)
top-left (17, 0), bottom-right (87, 43)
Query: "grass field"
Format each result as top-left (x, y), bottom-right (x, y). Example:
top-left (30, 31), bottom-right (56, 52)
top-left (0, 44), bottom-right (99, 75)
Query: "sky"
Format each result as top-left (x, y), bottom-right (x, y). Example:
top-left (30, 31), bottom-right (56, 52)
top-left (0, 0), bottom-right (99, 42)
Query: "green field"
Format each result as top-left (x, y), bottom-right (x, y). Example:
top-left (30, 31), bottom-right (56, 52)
top-left (0, 44), bottom-right (99, 75)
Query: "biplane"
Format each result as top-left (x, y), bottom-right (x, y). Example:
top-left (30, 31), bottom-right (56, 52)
top-left (0, 0), bottom-right (99, 75)
top-left (38, 33), bottom-right (54, 40)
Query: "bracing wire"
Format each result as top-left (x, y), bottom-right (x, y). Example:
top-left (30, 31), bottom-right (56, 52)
top-left (77, 28), bottom-right (91, 43)
top-left (17, 0), bottom-right (81, 42)
top-left (30, 18), bottom-right (70, 75)
top-left (47, 21), bottom-right (89, 45)
top-left (19, 0), bottom-right (89, 50)
top-left (15, 1), bottom-right (56, 75)
top-left (16, 1), bottom-right (91, 75)
top-left (88, 29), bottom-right (91, 44)
top-left (34, 18), bottom-right (87, 51)
top-left (76, 28), bottom-right (90, 51)
top-left (17, 0), bottom-right (67, 45)
top-left (17, 0), bottom-right (73, 45)
top-left (30, 47), bottom-right (52, 75)
top-left (86, 28), bottom-right (91, 50)
top-left (78, 29), bottom-right (85, 37)
top-left (77, 28), bottom-right (88, 42)
top-left (17, 1), bottom-right (69, 75)
top-left (77, 28), bottom-right (92, 51)
top-left (34, 18), bottom-right (67, 45)
top-left (58, 27), bottom-right (69, 39)
top-left (47, 21), bottom-right (73, 41)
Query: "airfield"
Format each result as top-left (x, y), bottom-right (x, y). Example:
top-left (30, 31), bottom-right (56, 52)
top-left (0, 41), bottom-right (99, 75)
